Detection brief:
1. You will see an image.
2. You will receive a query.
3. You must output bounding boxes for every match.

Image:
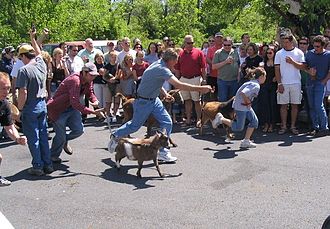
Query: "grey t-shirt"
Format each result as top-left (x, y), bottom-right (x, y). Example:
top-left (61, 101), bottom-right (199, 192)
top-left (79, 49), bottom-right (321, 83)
top-left (233, 80), bottom-right (260, 111)
top-left (137, 59), bottom-right (173, 98)
top-left (16, 55), bottom-right (47, 105)
top-left (213, 48), bottom-right (240, 81)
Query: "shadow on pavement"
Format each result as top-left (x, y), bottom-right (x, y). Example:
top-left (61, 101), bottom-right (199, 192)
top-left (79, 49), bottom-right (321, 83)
top-left (100, 158), bottom-right (182, 190)
top-left (205, 146), bottom-right (249, 160)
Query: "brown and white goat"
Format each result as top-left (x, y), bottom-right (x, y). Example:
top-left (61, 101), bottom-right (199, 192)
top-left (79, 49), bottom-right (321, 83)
top-left (114, 129), bottom-right (170, 178)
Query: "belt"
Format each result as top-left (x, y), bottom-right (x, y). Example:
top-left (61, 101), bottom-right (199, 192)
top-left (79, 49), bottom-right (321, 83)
top-left (137, 96), bottom-right (156, 101)
top-left (182, 75), bottom-right (201, 79)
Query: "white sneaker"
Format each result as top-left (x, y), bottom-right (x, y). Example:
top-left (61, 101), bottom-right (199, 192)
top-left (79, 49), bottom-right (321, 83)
top-left (158, 148), bottom-right (177, 162)
top-left (108, 134), bottom-right (118, 154)
top-left (0, 177), bottom-right (11, 186)
top-left (211, 112), bottom-right (223, 129)
top-left (240, 139), bottom-right (257, 148)
top-left (104, 116), bottom-right (112, 124)
top-left (111, 116), bottom-right (117, 123)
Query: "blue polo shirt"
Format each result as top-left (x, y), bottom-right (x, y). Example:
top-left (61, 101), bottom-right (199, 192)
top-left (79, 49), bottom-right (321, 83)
top-left (305, 49), bottom-right (330, 82)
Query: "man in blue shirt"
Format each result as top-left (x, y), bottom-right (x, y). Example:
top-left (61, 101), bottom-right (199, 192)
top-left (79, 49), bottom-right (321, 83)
top-left (108, 49), bottom-right (212, 162)
top-left (305, 35), bottom-right (330, 136)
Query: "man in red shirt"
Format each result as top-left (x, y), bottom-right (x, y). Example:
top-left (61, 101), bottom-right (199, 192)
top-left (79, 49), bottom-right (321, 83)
top-left (206, 32), bottom-right (224, 100)
top-left (47, 62), bottom-right (104, 163)
top-left (175, 35), bottom-right (207, 125)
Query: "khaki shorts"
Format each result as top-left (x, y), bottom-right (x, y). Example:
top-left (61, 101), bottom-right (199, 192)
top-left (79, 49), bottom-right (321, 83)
top-left (277, 83), bottom-right (302, 104)
top-left (179, 76), bottom-right (202, 101)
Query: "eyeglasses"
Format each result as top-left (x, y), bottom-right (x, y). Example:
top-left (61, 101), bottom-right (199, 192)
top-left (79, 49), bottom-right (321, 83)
top-left (299, 42), bottom-right (308, 45)
top-left (71, 49), bottom-right (78, 52)
top-left (124, 42), bottom-right (130, 45)
top-left (208, 40), bottom-right (215, 42)
top-left (186, 42), bottom-right (194, 45)
top-left (223, 44), bottom-right (232, 47)
top-left (313, 45), bottom-right (321, 48)
top-left (266, 52), bottom-right (273, 54)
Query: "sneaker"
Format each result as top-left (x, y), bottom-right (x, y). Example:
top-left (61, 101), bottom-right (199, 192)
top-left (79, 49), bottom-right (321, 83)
top-left (63, 142), bottom-right (73, 155)
top-left (104, 116), bottom-right (112, 124)
top-left (158, 148), bottom-right (177, 162)
top-left (44, 165), bottom-right (54, 174)
top-left (51, 156), bottom-right (62, 163)
top-left (211, 112), bottom-right (223, 129)
top-left (28, 167), bottom-right (45, 176)
top-left (0, 177), bottom-right (11, 186)
top-left (240, 139), bottom-right (257, 148)
top-left (108, 134), bottom-right (118, 154)
top-left (111, 116), bottom-right (117, 123)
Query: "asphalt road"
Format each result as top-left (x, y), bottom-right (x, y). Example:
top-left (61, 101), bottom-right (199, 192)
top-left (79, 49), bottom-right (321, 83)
top-left (0, 117), bottom-right (329, 229)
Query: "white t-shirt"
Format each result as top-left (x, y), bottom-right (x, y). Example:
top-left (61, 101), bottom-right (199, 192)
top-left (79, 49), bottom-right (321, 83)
top-left (117, 49), bottom-right (136, 64)
top-left (274, 47), bottom-right (305, 84)
top-left (10, 59), bottom-right (24, 78)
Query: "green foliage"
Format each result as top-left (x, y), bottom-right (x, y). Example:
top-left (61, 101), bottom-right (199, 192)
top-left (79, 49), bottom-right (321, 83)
top-left (0, 0), bottom-right (329, 49)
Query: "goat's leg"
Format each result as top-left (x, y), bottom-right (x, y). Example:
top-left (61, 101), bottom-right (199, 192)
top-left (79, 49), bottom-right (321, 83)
top-left (136, 160), bottom-right (143, 178)
top-left (169, 137), bottom-right (177, 147)
top-left (115, 153), bottom-right (124, 171)
top-left (153, 158), bottom-right (164, 178)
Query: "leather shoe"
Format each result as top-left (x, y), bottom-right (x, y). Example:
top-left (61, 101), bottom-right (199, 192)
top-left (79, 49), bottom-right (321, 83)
top-left (63, 142), bottom-right (73, 155)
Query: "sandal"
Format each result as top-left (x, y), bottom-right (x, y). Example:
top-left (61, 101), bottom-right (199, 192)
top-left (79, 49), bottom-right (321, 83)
top-left (290, 127), bottom-right (299, 135)
top-left (267, 125), bottom-right (273, 133)
top-left (278, 127), bottom-right (287, 135)
top-left (262, 124), bottom-right (269, 133)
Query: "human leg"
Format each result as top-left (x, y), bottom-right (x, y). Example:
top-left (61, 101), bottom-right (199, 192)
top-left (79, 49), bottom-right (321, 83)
top-left (184, 99), bottom-right (193, 124)
top-left (217, 79), bottom-right (229, 102)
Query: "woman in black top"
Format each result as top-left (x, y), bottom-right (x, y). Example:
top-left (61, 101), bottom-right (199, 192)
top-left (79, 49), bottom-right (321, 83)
top-left (258, 46), bottom-right (278, 132)
top-left (50, 48), bottom-right (69, 97)
top-left (240, 43), bottom-right (263, 86)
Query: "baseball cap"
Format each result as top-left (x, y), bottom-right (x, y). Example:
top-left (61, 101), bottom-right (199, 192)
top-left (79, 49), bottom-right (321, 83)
top-left (215, 32), bottom-right (224, 37)
top-left (107, 41), bottom-right (114, 46)
top-left (4, 46), bottom-right (15, 54)
top-left (82, 62), bottom-right (99, 76)
top-left (18, 45), bottom-right (35, 56)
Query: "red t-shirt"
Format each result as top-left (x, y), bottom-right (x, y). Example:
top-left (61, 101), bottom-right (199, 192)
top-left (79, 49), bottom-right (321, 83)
top-left (175, 48), bottom-right (206, 78)
top-left (206, 44), bottom-right (223, 78)
top-left (132, 62), bottom-right (149, 78)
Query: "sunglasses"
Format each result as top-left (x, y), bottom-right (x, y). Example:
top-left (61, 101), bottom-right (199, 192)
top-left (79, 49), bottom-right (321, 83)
top-left (313, 45), bottom-right (321, 48)
top-left (186, 42), bottom-right (194, 45)
top-left (127, 58), bottom-right (133, 61)
top-left (223, 44), bottom-right (232, 46)
top-left (72, 49), bottom-right (78, 52)
top-left (208, 40), bottom-right (215, 42)
top-left (299, 42), bottom-right (308, 45)
top-left (266, 52), bottom-right (273, 54)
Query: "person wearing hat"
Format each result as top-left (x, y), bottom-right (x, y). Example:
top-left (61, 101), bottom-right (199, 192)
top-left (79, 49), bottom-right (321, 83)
top-left (0, 46), bottom-right (15, 76)
top-left (206, 32), bottom-right (224, 99)
top-left (47, 62), bottom-right (104, 163)
top-left (104, 41), bottom-right (118, 65)
top-left (16, 29), bottom-right (53, 176)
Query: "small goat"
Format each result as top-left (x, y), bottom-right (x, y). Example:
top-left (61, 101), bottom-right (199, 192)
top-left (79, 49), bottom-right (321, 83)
top-left (114, 129), bottom-right (170, 178)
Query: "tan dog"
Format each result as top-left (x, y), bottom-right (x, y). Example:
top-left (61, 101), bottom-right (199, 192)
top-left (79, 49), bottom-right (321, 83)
top-left (114, 129), bottom-right (169, 178)
top-left (197, 97), bottom-right (235, 139)
top-left (116, 89), bottom-right (182, 147)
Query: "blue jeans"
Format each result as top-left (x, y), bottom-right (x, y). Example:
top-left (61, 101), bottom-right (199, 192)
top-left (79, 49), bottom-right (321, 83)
top-left (306, 81), bottom-right (328, 130)
top-left (114, 97), bottom-right (172, 137)
top-left (217, 79), bottom-right (238, 102)
top-left (50, 107), bottom-right (84, 157)
top-left (22, 99), bottom-right (51, 169)
top-left (232, 109), bottom-right (258, 132)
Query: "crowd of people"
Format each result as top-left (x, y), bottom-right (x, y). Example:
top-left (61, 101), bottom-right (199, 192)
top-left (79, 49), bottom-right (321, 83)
top-left (0, 26), bottom-right (329, 186)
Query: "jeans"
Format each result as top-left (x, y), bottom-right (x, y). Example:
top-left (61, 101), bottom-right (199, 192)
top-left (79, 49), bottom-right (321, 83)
top-left (50, 107), bottom-right (84, 157)
top-left (217, 79), bottom-right (238, 102)
top-left (21, 99), bottom-right (51, 169)
top-left (114, 97), bottom-right (172, 138)
top-left (306, 81), bottom-right (329, 130)
top-left (232, 109), bottom-right (258, 132)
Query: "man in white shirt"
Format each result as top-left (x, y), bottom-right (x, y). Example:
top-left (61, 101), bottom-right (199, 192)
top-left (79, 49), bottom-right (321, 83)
top-left (117, 37), bottom-right (136, 64)
top-left (66, 45), bottom-right (84, 74)
top-left (275, 32), bottom-right (305, 135)
top-left (77, 38), bottom-right (103, 63)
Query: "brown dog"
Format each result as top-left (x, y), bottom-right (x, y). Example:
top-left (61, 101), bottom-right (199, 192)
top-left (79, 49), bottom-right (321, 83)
top-left (116, 89), bottom-right (183, 147)
top-left (114, 129), bottom-right (169, 178)
top-left (197, 97), bottom-right (235, 139)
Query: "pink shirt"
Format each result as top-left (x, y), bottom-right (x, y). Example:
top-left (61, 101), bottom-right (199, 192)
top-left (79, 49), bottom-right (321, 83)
top-left (47, 73), bottom-right (97, 122)
top-left (207, 44), bottom-right (223, 78)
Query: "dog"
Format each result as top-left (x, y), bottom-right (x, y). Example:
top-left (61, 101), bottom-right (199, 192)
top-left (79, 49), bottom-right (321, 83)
top-left (116, 89), bottom-right (183, 147)
top-left (114, 129), bottom-right (169, 178)
top-left (197, 97), bottom-right (235, 139)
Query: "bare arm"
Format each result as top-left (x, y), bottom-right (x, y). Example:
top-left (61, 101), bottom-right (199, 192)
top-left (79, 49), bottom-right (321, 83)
top-left (17, 88), bottom-right (27, 110)
top-left (168, 76), bottom-right (211, 94)
top-left (275, 65), bottom-right (281, 83)
top-left (30, 30), bottom-right (41, 56)
top-left (285, 56), bottom-right (306, 70)
top-left (212, 58), bottom-right (230, 70)
top-left (4, 125), bottom-right (27, 145)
